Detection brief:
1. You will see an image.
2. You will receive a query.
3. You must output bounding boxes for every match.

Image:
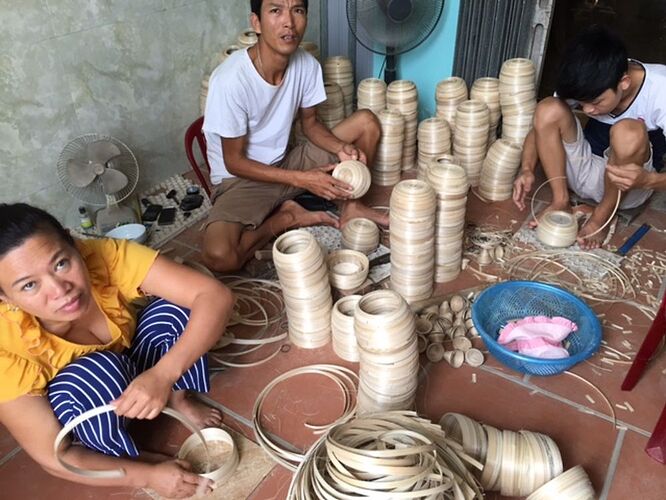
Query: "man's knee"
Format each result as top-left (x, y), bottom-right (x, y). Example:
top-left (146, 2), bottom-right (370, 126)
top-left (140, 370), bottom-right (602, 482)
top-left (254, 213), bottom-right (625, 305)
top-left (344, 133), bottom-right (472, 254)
top-left (354, 109), bottom-right (381, 138)
top-left (533, 97), bottom-right (571, 130)
top-left (610, 119), bottom-right (649, 157)
top-left (202, 226), bottom-right (244, 272)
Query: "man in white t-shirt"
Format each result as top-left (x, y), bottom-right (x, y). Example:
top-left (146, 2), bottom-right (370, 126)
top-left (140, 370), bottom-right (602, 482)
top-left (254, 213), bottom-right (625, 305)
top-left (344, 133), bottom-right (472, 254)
top-left (201, 0), bottom-right (387, 272)
top-left (512, 25), bottom-right (666, 249)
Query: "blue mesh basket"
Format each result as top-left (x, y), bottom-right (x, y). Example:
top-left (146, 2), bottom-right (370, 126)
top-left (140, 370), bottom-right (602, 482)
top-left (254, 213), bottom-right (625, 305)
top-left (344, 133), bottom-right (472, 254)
top-left (471, 281), bottom-right (602, 376)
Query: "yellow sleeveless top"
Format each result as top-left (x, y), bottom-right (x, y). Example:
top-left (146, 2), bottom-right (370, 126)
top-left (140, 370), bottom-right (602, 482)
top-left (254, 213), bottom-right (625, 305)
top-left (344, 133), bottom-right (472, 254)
top-left (0, 238), bottom-right (158, 402)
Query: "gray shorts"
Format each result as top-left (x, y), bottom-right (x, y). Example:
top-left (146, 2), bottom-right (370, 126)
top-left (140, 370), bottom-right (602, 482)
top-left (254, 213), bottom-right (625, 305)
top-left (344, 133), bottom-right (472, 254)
top-left (564, 116), bottom-right (654, 208)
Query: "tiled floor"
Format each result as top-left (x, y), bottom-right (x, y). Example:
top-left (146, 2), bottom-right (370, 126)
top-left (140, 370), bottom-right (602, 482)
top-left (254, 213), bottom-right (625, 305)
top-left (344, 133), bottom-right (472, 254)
top-left (1, 173), bottom-right (665, 499)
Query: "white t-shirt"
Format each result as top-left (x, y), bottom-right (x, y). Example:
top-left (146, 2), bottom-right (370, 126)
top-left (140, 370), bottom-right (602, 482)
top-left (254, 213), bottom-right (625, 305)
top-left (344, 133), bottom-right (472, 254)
top-left (203, 48), bottom-right (326, 184)
top-left (569, 60), bottom-right (666, 136)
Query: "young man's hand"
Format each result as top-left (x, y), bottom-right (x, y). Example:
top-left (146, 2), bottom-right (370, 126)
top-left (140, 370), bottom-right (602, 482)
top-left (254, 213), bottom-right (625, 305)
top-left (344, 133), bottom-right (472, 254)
top-left (606, 163), bottom-right (651, 191)
top-left (337, 143), bottom-right (367, 164)
top-left (296, 164), bottom-right (353, 200)
top-left (512, 170), bottom-right (536, 211)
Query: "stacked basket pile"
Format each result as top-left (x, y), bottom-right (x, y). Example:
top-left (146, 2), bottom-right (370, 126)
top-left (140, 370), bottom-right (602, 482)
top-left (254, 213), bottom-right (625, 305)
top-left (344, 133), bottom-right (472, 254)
top-left (316, 82), bottom-right (345, 130)
top-left (272, 230), bottom-right (331, 349)
top-left (478, 139), bottom-right (523, 201)
top-left (499, 58), bottom-right (537, 146)
top-left (453, 100), bottom-right (490, 187)
top-left (426, 162), bottom-right (470, 282)
top-left (416, 117), bottom-right (451, 181)
top-left (470, 77), bottom-right (501, 147)
top-left (373, 109), bottom-right (405, 186)
top-left (356, 78), bottom-right (387, 116)
top-left (354, 290), bottom-right (419, 414)
top-left (386, 80), bottom-right (419, 171)
top-left (390, 180), bottom-right (436, 303)
top-left (435, 77), bottom-right (468, 133)
top-left (323, 56), bottom-right (354, 117)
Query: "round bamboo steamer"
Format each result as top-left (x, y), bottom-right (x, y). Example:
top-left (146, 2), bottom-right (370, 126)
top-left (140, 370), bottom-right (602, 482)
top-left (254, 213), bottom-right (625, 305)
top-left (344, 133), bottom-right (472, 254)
top-left (387, 80), bottom-right (418, 171)
top-left (332, 160), bottom-right (371, 199)
top-left (499, 58), bottom-right (537, 146)
top-left (331, 295), bottom-right (362, 362)
top-left (237, 29), bottom-right (258, 48)
top-left (357, 78), bottom-right (387, 115)
top-left (341, 217), bottom-right (379, 254)
top-left (326, 249), bottom-right (369, 290)
top-left (471, 77), bottom-right (501, 146)
top-left (526, 465), bottom-right (595, 500)
top-left (435, 77), bottom-right (469, 131)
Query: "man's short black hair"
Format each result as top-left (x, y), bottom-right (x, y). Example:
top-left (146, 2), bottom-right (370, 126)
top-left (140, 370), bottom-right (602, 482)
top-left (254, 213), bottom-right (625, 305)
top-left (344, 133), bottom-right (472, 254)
top-left (251, 0), bottom-right (309, 18)
top-left (556, 25), bottom-right (628, 102)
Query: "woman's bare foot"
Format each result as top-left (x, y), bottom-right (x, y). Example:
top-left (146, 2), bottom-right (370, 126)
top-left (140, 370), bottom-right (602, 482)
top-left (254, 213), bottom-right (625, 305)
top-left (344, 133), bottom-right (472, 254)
top-left (168, 391), bottom-right (223, 429)
top-left (529, 201), bottom-right (571, 228)
top-left (273, 200), bottom-right (339, 231)
top-left (340, 200), bottom-right (390, 228)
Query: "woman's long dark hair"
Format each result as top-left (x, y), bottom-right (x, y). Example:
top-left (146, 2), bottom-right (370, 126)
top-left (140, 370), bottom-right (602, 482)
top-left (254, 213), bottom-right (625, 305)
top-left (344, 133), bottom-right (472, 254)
top-left (0, 203), bottom-right (75, 259)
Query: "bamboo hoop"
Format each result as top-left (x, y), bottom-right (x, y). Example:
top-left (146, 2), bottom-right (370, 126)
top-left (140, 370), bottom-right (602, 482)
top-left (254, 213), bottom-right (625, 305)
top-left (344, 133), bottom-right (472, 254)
top-left (54, 405), bottom-right (209, 479)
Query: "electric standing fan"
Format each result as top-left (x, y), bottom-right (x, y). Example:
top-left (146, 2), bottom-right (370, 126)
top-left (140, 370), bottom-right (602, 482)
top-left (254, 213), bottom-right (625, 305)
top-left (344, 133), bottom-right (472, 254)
top-left (346, 0), bottom-right (446, 84)
top-left (57, 134), bottom-right (140, 233)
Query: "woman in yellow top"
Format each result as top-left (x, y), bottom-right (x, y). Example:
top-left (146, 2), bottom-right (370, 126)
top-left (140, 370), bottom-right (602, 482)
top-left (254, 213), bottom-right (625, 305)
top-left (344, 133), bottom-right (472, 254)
top-left (0, 203), bottom-right (234, 498)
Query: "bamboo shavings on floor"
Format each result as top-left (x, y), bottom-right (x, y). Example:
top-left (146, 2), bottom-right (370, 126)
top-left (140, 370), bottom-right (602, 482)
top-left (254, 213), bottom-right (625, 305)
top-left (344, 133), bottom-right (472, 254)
top-left (253, 364), bottom-right (359, 471)
top-left (287, 411), bottom-right (483, 499)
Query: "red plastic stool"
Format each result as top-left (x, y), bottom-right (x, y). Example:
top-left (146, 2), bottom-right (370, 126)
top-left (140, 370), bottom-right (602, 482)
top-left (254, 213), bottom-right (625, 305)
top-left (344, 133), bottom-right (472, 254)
top-left (621, 291), bottom-right (666, 464)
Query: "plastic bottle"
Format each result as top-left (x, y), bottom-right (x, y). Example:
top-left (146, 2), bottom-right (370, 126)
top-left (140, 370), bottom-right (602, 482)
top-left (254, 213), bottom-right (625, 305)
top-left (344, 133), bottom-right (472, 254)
top-left (78, 206), bottom-right (94, 231)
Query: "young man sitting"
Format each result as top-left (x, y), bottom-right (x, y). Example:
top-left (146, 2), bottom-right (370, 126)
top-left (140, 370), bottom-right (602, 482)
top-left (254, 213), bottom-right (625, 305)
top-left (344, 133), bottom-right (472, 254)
top-left (512, 25), bottom-right (666, 249)
top-left (202, 0), bottom-right (388, 272)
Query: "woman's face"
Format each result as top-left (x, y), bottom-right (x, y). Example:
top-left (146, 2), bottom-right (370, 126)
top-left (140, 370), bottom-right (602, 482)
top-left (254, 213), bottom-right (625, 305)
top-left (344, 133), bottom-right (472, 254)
top-left (0, 232), bottom-right (91, 323)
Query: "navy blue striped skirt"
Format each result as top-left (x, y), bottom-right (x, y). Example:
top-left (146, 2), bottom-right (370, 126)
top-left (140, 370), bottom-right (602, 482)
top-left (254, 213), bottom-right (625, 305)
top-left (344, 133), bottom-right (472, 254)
top-left (47, 298), bottom-right (210, 457)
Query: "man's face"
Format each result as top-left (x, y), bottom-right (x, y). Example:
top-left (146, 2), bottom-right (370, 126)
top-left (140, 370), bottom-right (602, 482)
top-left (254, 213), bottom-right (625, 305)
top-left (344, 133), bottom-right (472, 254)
top-left (579, 74), bottom-right (630, 116)
top-left (251, 1), bottom-right (307, 57)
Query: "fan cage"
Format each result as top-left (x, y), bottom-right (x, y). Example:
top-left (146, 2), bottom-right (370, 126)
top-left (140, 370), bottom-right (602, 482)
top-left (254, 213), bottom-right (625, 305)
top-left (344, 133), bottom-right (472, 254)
top-left (347, 0), bottom-right (445, 56)
top-left (57, 134), bottom-right (139, 206)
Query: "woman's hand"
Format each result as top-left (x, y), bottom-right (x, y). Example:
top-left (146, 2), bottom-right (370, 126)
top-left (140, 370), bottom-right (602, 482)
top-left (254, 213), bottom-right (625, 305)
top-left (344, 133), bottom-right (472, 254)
top-left (337, 143), bottom-right (367, 164)
top-left (147, 459), bottom-right (213, 498)
top-left (512, 170), bottom-right (536, 211)
top-left (112, 368), bottom-right (174, 420)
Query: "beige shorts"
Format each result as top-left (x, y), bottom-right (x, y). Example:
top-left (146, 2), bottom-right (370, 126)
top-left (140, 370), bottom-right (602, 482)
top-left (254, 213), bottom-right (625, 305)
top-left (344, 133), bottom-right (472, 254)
top-left (564, 116), bottom-right (654, 209)
top-left (206, 141), bottom-right (338, 229)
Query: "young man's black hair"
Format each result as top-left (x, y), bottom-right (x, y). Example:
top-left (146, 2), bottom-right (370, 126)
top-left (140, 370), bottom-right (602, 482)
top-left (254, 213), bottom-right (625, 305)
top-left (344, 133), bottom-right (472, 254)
top-left (250, 0), bottom-right (309, 18)
top-left (556, 25), bottom-right (628, 102)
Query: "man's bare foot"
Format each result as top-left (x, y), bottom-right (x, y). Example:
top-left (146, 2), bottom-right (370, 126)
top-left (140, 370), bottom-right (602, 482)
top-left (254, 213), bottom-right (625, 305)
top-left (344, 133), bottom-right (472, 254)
top-left (340, 200), bottom-right (390, 228)
top-left (529, 202), bottom-right (571, 228)
top-left (169, 391), bottom-right (223, 429)
top-left (577, 218), bottom-right (607, 250)
top-left (274, 200), bottom-right (339, 231)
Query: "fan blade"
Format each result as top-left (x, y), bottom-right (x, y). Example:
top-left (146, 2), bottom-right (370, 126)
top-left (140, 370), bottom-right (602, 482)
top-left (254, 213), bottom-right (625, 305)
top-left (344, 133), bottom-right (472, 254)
top-left (86, 141), bottom-right (122, 165)
top-left (99, 168), bottom-right (129, 194)
top-left (67, 159), bottom-right (98, 187)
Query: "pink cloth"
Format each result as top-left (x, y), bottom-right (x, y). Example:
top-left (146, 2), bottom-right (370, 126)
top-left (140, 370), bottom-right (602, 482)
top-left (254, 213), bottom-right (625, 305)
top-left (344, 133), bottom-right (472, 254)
top-left (498, 316), bottom-right (578, 359)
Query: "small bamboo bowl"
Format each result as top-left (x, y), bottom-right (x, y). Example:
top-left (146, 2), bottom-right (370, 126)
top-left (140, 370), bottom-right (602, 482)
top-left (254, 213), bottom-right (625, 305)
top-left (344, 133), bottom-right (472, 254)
top-left (178, 427), bottom-right (239, 486)
top-left (536, 210), bottom-right (578, 247)
top-left (333, 160), bottom-right (371, 199)
top-left (327, 249), bottom-right (369, 290)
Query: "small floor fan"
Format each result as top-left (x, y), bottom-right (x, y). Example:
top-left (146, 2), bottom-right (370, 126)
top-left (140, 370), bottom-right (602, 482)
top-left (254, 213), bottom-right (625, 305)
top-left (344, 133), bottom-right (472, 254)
top-left (57, 134), bottom-right (140, 234)
top-left (346, 0), bottom-right (446, 83)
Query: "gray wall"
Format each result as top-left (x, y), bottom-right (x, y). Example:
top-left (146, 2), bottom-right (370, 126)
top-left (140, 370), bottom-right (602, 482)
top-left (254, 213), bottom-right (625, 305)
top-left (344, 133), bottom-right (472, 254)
top-left (0, 0), bottom-right (321, 226)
